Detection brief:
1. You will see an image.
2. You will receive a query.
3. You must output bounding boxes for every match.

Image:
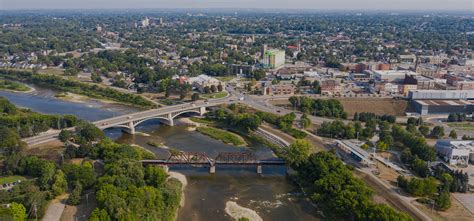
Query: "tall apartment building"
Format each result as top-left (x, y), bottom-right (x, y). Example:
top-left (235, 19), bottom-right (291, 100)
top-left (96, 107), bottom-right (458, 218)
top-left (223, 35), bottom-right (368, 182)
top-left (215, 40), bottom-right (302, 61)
top-left (263, 49), bottom-right (285, 69)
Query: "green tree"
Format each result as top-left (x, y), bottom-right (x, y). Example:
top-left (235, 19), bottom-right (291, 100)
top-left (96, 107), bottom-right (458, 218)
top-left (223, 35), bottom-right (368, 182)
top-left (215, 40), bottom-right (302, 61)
top-left (75, 122), bottom-right (105, 142)
top-left (300, 113), bottom-right (311, 129)
top-left (91, 72), bottom-right (103, 83)
top-left (449, 130), bottom-right (457, 139)
top-left (287, 139), bottom-right (311, 167)
top-left (376, 141), bottom-right (389, 152)
top-left (217, 84), bottom-right (223, 92)
top-left (431, 126), bottom-right (445, 138)
top-left (418, 125), bottom-right (430, 137)
top-left (39, 161), bottom-right (56, 190)
top-left (68, 182), bottom-right (83, 205)
top-left (10, 202), bottom-right (26, 221)
top-left (145, 166), bottom-right (167, 188)
top-left (435, 191), bottom-right (451, 211)
top-left (89, 208), bottom-right (111, 221)
top-left (0, 126), bottom-right (23, 154)
top-left (52, 170), bottom-right (68, 196)
top-left (59, 130), bottom-right (74, 142)
top-left (210, 85), bottom-right (217, 93)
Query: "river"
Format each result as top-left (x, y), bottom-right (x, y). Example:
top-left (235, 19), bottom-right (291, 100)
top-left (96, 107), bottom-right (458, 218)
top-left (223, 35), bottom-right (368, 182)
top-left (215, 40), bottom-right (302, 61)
top-left (1, 86), bottom-right (320, 221)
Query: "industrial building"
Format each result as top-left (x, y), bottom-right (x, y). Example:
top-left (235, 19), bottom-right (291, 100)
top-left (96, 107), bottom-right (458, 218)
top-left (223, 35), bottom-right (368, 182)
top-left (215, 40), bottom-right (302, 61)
top-left (408, 90), bottom-right (474, 100)
top-left (413, 99), bottom-right (474, 115)
top-left (435, 140), bottom-right (474, 166)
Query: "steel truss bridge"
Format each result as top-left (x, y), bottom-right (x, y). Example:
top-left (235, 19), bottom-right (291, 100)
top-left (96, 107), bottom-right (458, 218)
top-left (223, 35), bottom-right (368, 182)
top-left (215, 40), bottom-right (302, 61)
top-left (141, 151), bottom-right (286, 174)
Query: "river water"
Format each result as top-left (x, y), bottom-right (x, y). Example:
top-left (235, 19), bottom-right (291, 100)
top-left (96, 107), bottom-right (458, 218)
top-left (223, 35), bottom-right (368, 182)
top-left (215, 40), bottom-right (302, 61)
top-left (0, 87), bottom-right (320, 221)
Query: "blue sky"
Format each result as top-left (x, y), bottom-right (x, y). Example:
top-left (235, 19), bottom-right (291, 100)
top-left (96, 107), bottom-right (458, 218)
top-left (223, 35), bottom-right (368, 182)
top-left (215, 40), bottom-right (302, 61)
top-left (1, 0), bottom-right (472, 10)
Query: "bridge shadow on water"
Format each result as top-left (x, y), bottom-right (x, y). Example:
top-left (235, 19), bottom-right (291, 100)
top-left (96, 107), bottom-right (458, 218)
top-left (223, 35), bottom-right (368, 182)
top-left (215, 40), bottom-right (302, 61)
top-left (168, 164), bottom-right (287, 177)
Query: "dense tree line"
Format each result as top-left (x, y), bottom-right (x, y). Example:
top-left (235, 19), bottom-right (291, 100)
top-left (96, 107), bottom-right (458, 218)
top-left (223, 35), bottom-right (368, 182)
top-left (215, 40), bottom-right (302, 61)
top-left (255, 111), bottom-right (307, 138)
top-left (447, 113), bottom-right (468, 122)
top-left (0, 97), bottom-right (78, 139)
top-left (289, 96), bottom-right (347, 119)
top-left (353, 112), bottom-right (396, 124)
top-left (0, 70), bottom-right (156, 108)
top-left (295, 151), bottom-right (412, 220)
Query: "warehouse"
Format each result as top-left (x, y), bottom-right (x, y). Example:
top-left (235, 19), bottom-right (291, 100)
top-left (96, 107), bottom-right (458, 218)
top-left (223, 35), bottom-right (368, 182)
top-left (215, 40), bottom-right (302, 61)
top-left (408, 90), bottom-right (474, 100)
top-left (413, 99), bottom-right (474, 115)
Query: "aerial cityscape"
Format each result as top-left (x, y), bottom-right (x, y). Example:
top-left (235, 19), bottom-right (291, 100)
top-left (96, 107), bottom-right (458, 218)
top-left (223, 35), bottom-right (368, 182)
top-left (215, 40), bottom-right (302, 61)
top-left (0, 1), bottom-right (473, 221)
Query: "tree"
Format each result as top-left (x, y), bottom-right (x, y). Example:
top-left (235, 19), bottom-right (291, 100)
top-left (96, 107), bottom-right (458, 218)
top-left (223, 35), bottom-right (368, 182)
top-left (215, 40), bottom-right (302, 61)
top-left (287, 139), bottom-right (311, 167)
top-left (210, 85), bottom-right (217, 93)
top-left (59, 130), bottom-right (74, 142)
top-left (91, 72), bottom-right (103, 83)
top-left (435, 191), bottom-right (451, 211)
top-left (39, 161), bottom-right (56, 190)
top-left (418, 125), bottom-right (430, 137)
top-left (449, 130), bottom-right (457, 139)
top-left (52, 170), bottom-right (68, 196)
top-left (9, 202), bottom-right (26, 221)
top-left (300, 113), bottom-right (311, 129)
top-left (217, 84), bottom-right (223, 92)
top-left (376, 141), bottom-right (389, 152)
top-left (89, 208), bottom-right (111, 221)
top-left (191, 93), bottom-right (200, 101)
top-left (68, 182), bottom-right (83, 205)
top-left (145, 166), bottom-right (167, 188)
top-left (252, 69), bottom-right (266, 80)
top-left (203, 86), bottom-right (211, 94)
top-left (75, 122), bottom-right (105, 142)
top-left (0, 126), bottom-right (23, 154)
top-left (431, 126), bottom-right (445, 138)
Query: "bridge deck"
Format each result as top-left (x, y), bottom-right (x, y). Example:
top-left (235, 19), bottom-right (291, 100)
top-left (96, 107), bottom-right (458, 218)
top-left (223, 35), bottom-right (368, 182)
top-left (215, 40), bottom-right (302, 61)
top-left (140, 160), bottom-right (286, 165)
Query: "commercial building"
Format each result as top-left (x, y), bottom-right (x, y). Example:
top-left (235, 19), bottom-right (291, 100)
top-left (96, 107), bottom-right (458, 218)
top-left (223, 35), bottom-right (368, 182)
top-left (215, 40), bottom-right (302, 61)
top-left (435, 140), bottom-right (474, 166)
top-left (446, 73), bottom-right (474, 90)
top-left (186, 74), bottom-right (224, 93)
top-left (320, 79), bottom-right (341, 95)
top-left (373, 70), bottom-right (417, 83)
top-left (263, 83), bottom-right (294, 95)
top-left (262, 49), bottom-right (285, 69)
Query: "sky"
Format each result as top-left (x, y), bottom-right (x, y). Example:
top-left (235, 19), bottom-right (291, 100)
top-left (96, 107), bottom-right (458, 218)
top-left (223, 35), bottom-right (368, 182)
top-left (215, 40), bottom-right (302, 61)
top-left (0, 0), bottom-right (473, 11)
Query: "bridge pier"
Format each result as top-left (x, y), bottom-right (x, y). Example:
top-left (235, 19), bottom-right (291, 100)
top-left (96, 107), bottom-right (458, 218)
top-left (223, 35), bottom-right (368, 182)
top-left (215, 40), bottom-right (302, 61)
top-left (200, 106), bottom-right (206, 116)
top-left (256, 165), bottom-right (262, 174)
top-left (167, 113), bottom-right (174, 126)
top-left (209, 165), bottom-right (216, 174)
top-left (122, 121), bottom-right (136, 134)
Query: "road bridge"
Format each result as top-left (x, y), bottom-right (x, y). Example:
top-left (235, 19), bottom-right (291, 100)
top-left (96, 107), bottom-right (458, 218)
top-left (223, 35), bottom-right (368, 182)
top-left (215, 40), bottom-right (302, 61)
top-left (23, 100), bottom-right (230, 146)
top-left (141, 151), bottom-right (286, 174)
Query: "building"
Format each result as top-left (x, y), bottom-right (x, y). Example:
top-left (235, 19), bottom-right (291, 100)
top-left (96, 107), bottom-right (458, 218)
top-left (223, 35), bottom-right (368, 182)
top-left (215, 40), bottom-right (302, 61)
top-left (350, 71), bottom-right (373, 82)
top-left (264, 83), bottom-right (294, 95)
top-left (446, 73), bottom-right (474, 90)
top-left (435, 140), bottom-right (474, 166)
top-left (335, 140), bottom-right (375, 166)
top-left (373, 70), bottom-right (417, 83)
top-left (402, 75), bottom-right (436, 96)
top-left (186, 74), bottom-right (224, 93)
top-left (408, 90), bottom-right (474, 100)
top-left (262, 49), bottom-right (285, 69)
top-left (399, 54), bottom-right (416, 63)
top-left (413, 99), bottom-right (474, 115)
top-left (320, 79), bottom-right (341, 95)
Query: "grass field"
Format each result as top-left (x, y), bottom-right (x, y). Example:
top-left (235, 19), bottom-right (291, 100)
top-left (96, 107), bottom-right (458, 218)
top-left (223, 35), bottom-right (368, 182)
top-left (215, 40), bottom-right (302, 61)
top-left (201, 91), bottom-right (228, 99)
top-left (447, 122), bottom-right (474, 131)
top-left (0, 175), bottom-right (26, 185)
top-left (196, 127), bottom-right (246, 146)
top-left (0, 79), bottom-right (30, 91)
top-left (216, 76), bottom-right (235, 82)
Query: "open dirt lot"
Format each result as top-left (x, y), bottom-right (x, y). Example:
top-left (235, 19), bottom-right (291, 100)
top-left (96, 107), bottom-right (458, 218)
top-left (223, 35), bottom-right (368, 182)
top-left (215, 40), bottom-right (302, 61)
top-left (337, 98), bottom-right (410, 117)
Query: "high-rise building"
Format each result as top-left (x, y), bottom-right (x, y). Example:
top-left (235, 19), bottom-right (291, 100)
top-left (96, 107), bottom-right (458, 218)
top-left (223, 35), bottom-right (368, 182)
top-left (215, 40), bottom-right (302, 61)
top-left (141, 17), bottom-right (150, 28)
top-left (261, 44), bottom-right (267, 60)
top-left (263, 49), bottom-right (285, 69)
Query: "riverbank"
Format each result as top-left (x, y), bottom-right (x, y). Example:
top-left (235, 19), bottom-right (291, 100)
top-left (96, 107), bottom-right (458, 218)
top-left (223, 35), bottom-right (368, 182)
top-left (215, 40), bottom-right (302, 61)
top-left (168, 171), bottom-right (187, 221)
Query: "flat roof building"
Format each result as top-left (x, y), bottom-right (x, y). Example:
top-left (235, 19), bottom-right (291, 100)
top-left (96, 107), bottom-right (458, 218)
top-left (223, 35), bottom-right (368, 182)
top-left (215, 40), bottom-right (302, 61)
top-left (373, 70), bottom-right (417, 83)
top-left (435, 140), bottom-right (474, 166)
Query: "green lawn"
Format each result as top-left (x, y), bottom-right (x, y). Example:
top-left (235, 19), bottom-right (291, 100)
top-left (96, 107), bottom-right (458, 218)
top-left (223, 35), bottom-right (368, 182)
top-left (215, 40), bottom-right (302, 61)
top-left (216, 76), bottom-right (235, 82)
top-left (196, 127), bottom-right (246, 146)
top-left (0, 175), bottom-right (26, 185)
top-left (447, 122), bottom-right (474, 131)
top-left (190, 117), bottom-right (216, 124)
top-left (201, 91), bottom-right (228, 99)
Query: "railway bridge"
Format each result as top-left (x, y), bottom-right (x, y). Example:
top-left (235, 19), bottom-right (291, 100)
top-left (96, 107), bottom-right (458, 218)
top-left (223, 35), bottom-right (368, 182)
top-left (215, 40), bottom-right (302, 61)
top-left (141, 151), bottom-right (286, 174)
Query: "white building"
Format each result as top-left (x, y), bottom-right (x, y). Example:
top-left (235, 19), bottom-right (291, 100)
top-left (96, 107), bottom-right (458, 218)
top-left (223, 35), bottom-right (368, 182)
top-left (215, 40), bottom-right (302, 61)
top-left (435, 140), bottom-right (474, 166)
top-left (186, 74), bottom-right (224, 93)
top-left (373, 70), bottom-right (417, 83)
